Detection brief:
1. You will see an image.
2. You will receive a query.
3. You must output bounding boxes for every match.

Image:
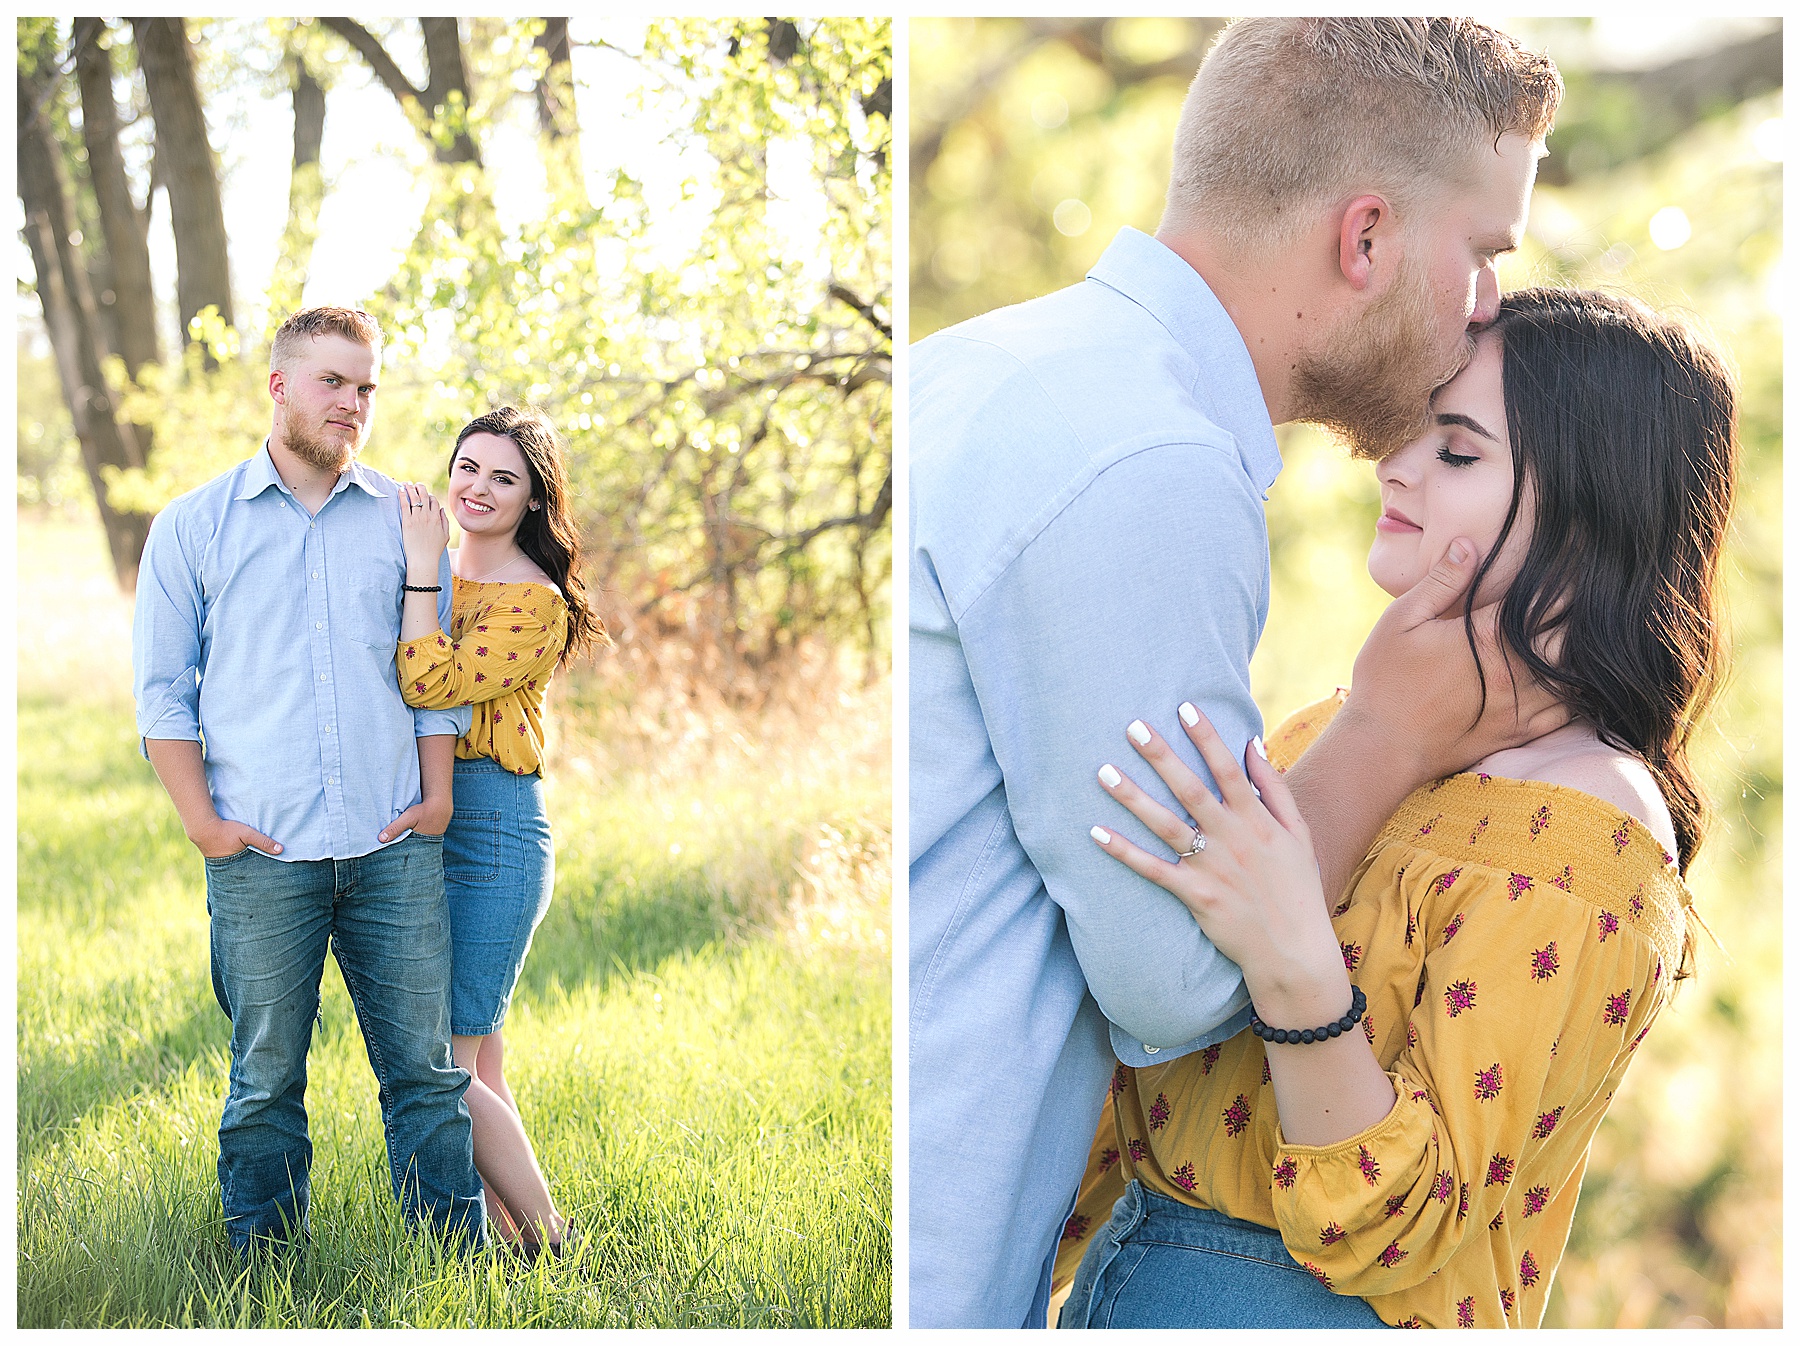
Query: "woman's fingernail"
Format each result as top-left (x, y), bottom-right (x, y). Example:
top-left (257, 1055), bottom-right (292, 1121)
top-left (1179, 702), bottom-right (1199, 727)
top-left (1449, 539), bottom-right (1472, 564)
top-left (1252, 736), bottom-right (1267, 760)
top-left (1099, 764), bottom-right (1122, 788)
top-left (1091, 826), bottom-right (1112, 845)
top-left (1127, 720), bottom-right (1152, 746)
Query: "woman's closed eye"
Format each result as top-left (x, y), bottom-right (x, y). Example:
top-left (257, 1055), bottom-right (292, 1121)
top-left (1436, 443), bottom-right (1479, 468)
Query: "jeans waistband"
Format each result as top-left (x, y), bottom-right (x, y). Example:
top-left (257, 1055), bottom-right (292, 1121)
top-left (453, 755), bottom-right (534, 779)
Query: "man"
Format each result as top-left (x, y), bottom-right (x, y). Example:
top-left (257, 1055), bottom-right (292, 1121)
top-left (909, 19), bottom-right (1563, 1327)
top-left (132, 307), bottom-right (484, 1253)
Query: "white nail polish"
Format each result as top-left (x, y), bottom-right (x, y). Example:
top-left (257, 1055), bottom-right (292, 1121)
top-left (1179, 702), bottom-right (1199, 727)
top-left (1252, 736), bottom-right (1268, 759)
top-left (1091, 826), bottom-right (1112, 845)
top-left (1127, 720), bottom-right (1152, 746)
top-left (1099, 764), bottom-right (1122, 788)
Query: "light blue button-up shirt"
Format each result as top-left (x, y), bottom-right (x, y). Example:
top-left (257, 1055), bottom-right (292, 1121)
top-left (909, 228), bottom-right (1284, 1327)
top-left (132, 444), bottom-right (469, 862)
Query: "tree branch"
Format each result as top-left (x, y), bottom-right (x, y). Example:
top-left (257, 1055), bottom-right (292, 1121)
top-left (320, 18), bottom-right (422, 107)
top-left (828, 281), bottom-right (892, 340)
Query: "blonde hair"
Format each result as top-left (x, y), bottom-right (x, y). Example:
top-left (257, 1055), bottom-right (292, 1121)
top-left (1164, 18), bottom-right (1562, 251)
top-left (270, 306), bottom-right (383, 372)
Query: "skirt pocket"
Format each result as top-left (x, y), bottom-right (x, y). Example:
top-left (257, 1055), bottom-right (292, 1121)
top-left (443, 807), bottom-right (502, 884)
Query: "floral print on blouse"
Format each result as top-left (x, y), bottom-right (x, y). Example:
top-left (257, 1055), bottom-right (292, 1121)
top-left (1053, 692), bottom-right (1690, 1329)
top-left (396, 577), bottom-right (567, 776)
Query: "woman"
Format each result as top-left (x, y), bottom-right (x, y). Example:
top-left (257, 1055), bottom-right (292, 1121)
top-left (1056, 289), bottom-right (1736, 1328)
top-left (395, 405), bottom-right (606, 1255)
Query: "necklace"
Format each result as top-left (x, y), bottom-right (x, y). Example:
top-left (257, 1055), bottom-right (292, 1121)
top-left (461, 551), bottom-right (530, 585)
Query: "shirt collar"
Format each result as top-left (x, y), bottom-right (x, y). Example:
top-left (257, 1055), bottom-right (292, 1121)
top-left (235, 440), bottom-right (391, 502)
top-left (1086, 227), bottom-right (1283, 494)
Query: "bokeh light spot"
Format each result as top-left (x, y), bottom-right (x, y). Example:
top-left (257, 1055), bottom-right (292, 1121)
top-left (1648, 206), bottom-right (1691, 251)
top-left (1053, 199), bottom-right (1092, 237)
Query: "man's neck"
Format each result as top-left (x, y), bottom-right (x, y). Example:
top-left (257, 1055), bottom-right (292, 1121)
top-left (267, 434), bottom-right (348, 516)
top-left (1154, 223), bottom-right (1332, 428)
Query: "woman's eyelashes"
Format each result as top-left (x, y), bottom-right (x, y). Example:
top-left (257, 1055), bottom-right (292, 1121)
top-left (456, 460), bottom-right (516, 486)
top-left (1436, 442), bottom-right (1479, 468)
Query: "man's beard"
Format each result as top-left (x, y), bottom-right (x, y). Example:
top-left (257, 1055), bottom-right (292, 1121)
top-left (1290, 261), bottom-right (1472, 461)
top-left (284, 416), bottom-right (360, 472)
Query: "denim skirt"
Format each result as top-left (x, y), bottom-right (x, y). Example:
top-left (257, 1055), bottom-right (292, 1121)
top-left (1059, 1181), bottom-right (1391, 1329)
top-left (442, 757), bottom-right (554, 1037)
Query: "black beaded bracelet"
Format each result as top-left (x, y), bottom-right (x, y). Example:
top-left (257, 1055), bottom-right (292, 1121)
top-left (403, 584), bottom-right (442, 593)
top-left (1249, 985), bottom-right (1366, 1046)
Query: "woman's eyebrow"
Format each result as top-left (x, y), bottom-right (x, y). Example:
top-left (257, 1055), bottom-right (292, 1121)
top-left (1436, 411), bottom-right (1499, 442)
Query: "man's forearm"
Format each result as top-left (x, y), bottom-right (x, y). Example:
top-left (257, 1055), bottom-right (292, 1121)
top-left (417, 733), bottom-right (456, 805)
top-left (1283, 706), bottom-right (1431, 907)
top-left (144, 737), bottom-right (222, 841)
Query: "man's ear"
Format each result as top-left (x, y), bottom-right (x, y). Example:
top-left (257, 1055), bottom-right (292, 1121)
top-left (1336, 194), bottom-right (1392, 293)
top-left (269, 367), bottom-right (287, 405)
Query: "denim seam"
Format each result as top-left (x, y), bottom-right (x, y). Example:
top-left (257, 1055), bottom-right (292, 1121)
top-left (332, 928), bottom-right (403, 1204)
top-left (1097, 1242), bottom-right (1151, 1329)
top-left (1130, 1238), bottom-right (1315, 1275)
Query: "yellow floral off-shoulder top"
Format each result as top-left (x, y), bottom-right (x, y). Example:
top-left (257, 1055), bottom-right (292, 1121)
top-left (397, 578), bottom-right (568, 776)
top-left (1054, 691), bottom-right (1689, 1329)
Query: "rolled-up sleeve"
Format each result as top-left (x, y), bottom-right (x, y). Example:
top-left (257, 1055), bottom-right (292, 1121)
top-left (962, 441), bottom-right (1264, 1058)
top-left (409, 548), bottom-right (469, 739)
top-left (132, 507), bottom-right (204, 753)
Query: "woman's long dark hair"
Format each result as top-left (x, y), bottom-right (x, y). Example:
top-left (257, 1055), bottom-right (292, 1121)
top-left (1461, 289), bottom-right (1736, 940)
top-left (452, 406), bottom-right (609, 664)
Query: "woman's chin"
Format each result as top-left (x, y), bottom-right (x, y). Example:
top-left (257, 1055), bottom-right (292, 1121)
top-left (1366, 556), bottom-right (1408, 600)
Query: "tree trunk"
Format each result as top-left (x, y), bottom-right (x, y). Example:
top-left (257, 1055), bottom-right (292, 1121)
top-left (19, 69), bottom-right (152, 589)
top-left (72, 18), bottom-right (161, 501)
top-left (533, 18), bottom-right (582, 190)
top-left (73, 19), bottom-right (159, 376)
top-left (324, 18), bottom-right (481, 166)
top-left (419, 18), bottom-right (481, 165)
top-left (269, 46), bottom-right (326, 323)
top-left (534, 19), bottom-right (576, 139)
top-left (130, 17), bottom-right (234, 354)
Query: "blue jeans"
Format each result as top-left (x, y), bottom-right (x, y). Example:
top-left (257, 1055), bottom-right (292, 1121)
top-left (443, 759), bottom-right (554, 1037)
top-left (204, 832), bottom-right (484, 1252)
top-left (1060, 1181), bottom-right (1390, 1328)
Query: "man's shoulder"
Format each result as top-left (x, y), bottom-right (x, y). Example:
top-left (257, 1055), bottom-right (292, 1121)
top-left (348, 458), bottom-right (404, 493)
top-left (155, 454), bottom-right (264, 531)
top-left (913, 278), bottom-right (1236, 460)
top-left (915, 275), bottom-right (1159, 372)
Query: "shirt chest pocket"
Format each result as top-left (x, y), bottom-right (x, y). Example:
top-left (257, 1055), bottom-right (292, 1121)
top-left (339, 578), bottom-right (403, 650)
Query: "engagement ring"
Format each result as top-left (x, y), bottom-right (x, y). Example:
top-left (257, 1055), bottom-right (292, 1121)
top-left (1177, 827), bottom-right (1206, 858)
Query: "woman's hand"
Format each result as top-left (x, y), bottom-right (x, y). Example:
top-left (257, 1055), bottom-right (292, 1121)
top-left (1090, 704), bottom-right (1350, 1025)
top-left (398, 482), bottom-right (450, 582)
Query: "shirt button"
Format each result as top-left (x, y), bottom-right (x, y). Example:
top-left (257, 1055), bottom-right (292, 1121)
top-left (311, 571), bottom-right (319, 579)
top-left (324, 725), bottom-right (333, 733)
top-left (319, 672), bottom-right (329, 681)
top-left (1142, 1044), bottom-right (1160, 1055)
top-left (315, 622), bottom-right (323, 630)
top-left (326, 776), bottom-right (335, 785)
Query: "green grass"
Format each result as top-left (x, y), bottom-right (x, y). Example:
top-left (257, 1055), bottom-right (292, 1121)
top-left (17, 516), bottom-right (892, 1328)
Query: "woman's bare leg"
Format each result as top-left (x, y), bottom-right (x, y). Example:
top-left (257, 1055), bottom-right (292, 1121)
top-left (485, 1179), bottom-right (523, 1245)
top-left (475, 1027), bottom-right (521, 1116)
top-left (453, 1032), bottom-right (564, 1244)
